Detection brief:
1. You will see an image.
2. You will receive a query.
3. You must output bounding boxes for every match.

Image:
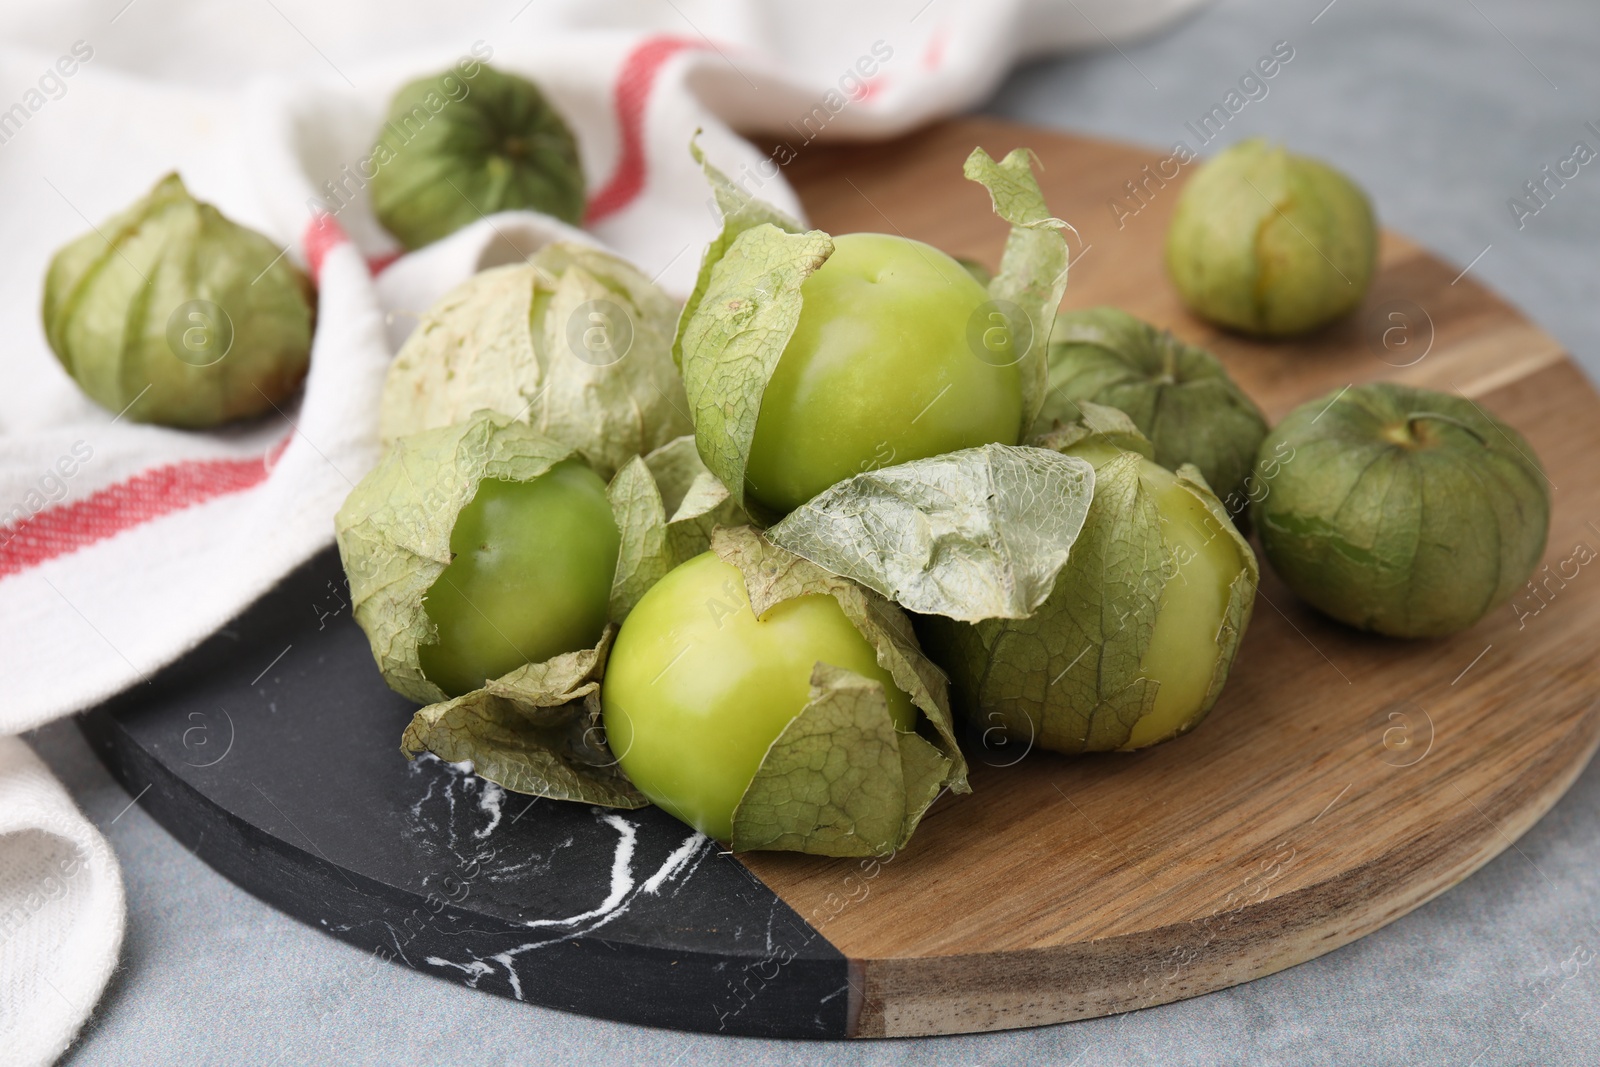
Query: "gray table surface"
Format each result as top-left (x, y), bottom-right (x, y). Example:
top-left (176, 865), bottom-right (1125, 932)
top-left (29, 0), bottom-right (1600, 1063)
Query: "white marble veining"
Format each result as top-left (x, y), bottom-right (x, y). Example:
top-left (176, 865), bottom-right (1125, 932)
top-left (424, 813), bottom-right (709, 999)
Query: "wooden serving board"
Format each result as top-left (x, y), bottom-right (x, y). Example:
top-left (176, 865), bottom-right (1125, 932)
top-left (83, 119), bottom-right (1600, 1040)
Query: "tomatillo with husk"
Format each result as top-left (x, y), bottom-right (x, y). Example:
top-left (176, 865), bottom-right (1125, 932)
top-left (675, 142), bottom-right (1072, 522)
top-left (1035, 307), bottom-right (1268, 516)
top-left (335, 412), bottom-right (615, 704)
top-left (1251, 383), bottom-right (1549, 638)
top-left (379, 241), bottom-right (690, 479)
top-left (370, 63), bottom-right (584, 249)
top-left (921, 405), bottom-right (1258, 753)
top-left (382, 432), bottom-right (745, 811)
top-left (600, 527), bottom-right (967, 856)
top-left (418, 459), bottom-right (619, 696)
top-left (603, 550), bottom-right (918, 843)
top-left (742, 232), bottom-right (1025, 514)
top-left (1165, 138), bottom-right (1376, 337)
top-left (42, 172), bottom-right (314, 428)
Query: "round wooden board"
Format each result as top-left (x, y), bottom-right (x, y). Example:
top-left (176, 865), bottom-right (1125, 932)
top-left (741, 117), bottom-right (1600, 1037)
top-left (82, 119), bottom-right (1600, 1041)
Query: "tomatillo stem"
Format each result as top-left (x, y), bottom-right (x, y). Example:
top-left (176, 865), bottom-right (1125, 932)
top-left (1404, 411), bottom-right (1489, 448)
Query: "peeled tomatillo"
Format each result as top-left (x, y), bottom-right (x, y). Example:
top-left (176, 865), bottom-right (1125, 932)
top-left (743, 233), bottom-right (1024, 514)
top-left (601, 551), bottom-right (917, 843)
top-left (419, 459), bottom-right (619, 696)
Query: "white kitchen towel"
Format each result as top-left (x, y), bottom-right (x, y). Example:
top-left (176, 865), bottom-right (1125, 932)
top-left (0, 737), bottom-right (124, 1066)
top-left (0, 1), bottom-right (1203, 1060)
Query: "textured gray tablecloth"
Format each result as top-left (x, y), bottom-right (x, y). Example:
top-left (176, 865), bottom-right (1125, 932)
top-left (30, 0), bottom-right (1600, 1062)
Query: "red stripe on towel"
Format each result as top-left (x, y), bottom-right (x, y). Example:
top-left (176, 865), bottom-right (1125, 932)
top-left (0, 435), bottom-right (291, 579)
top-left (585, 35), bottom-right (707, 224)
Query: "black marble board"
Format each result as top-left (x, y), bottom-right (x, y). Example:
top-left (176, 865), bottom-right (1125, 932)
top-left (79, 546), bottom-right (852, 1038)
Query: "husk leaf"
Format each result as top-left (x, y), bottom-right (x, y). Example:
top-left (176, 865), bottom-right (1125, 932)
top-left (400, 627), bottom-right (648, 808)
top-left (606, 435), bottom-right (746, 620)
top-left (766, 443), bottom-right (1095, 622)
top-left (963, 147), bottom-right (1072, 434)
top-left (677, 223), bottom-right (833, 515)
top-left (379, 241), bottom-right (690, 479)
top-left (710, 526), bottom-right (967, 856)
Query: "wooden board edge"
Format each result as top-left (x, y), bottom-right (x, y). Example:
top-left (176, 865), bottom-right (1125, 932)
top-left (846, 698), bottom-right (1600, 1037)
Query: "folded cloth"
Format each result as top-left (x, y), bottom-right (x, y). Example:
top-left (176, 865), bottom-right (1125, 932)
top-left (0, 0), bottom-right (1203, 1060)
top-left (0, 737), bottom-right (124, 1066)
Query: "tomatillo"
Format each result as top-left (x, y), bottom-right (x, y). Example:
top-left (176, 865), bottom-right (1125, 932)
top-left (419, 459), bottom-right (619, 696)
top-left (743, 233), bottom-right (1024, 514)
top-left (1252, 383), bottom-right (1549, 637)
top-left (1055, 438), bottom-right (1249, 748)
top-left (1035, 307), bottom-right (1268, 518)
top-left (1165, 139), bottom-right (1377, 337)
top-left (921, 408), bottom-right (1258, 753)
top-left (369, 63), bottom-right (585, 249)
top-left (601, 550), bottom-right (917, 842)
top-left (42, 172), bottom-right (314, 428)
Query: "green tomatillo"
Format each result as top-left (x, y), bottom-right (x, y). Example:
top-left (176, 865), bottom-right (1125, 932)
top-left (418, 459), bottom-right (619, 696)
top-left (603, 550), bottom-right (917, 843)
top-left (43, 172), bottom-right (314, 428)
top-left (921, 405), bottom-right (1258, 753)
top-left (370, 63), bottom-right (585, 249)
top-left (1165, 138), bottom-right (1377, 337)
top-left (1035, 307), bottom-right (1268, 517)
top-left (600, 527), bottom-right (967, 856)
top-left (379, 431), bottom-right (744, 810)
top-left (335, 412), bottom-right (616, 703)
top-left (675, 141), bottom-right (1072, 520)
top-left (1251, 383), bottom-right (1549, 638)
top-left (743, 233), bottom-right (1024, 513)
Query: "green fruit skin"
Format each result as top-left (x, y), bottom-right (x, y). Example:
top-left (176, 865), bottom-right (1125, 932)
top-left (42, 173), bottom-right (314, 428)
top-left (601, 551), bottom-right (916, 843)
top-left (744, 233), bottom-right (1024, 514)
top-left (1165, 139), bottom-right (1377, 337)
top-left (419, 459), bottom-right (620, 696)
top-left (1037, 307), bottom-right (1268, 515)
top-left (1251, 383), bottom-right (1549, 638)
top-left (370, 64), bottom-right (585, 249)
top-left (922, 438), bottom-right (1254, 753)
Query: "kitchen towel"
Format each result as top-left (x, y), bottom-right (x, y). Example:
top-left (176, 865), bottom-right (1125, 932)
top-left (0, 1), bottom-right (1202, 1061)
